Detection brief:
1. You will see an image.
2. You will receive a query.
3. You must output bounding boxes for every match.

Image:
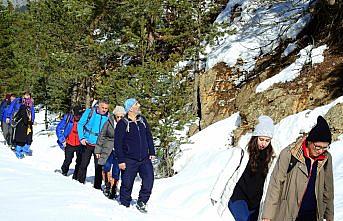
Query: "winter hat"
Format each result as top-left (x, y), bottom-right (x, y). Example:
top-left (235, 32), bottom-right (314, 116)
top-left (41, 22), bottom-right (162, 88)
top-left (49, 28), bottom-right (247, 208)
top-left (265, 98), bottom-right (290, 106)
top-left (72, 106), bottom-right (83, 116)
top-left (307, 116), bottom-right (332, 143)
top-left (23, 98), bottom-right (33, 108)
top-left (252, 115), bottom-right (275, 138)
top-left (5, 93), bottom-right (11, 101)
top-left (113, 106), bottom-right (126, 116)
top-left (124, 98), bottom-right (138, 113)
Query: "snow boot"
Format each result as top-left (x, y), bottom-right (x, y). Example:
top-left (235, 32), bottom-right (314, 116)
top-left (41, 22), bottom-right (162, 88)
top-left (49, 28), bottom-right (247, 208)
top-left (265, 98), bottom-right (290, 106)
top-left (22, 144), bottom-right (32, 156)
top-left (108, 184), bottom-right (117, 199)
top-left (103, 182), bottom-right (111, 197)
top-left (136, 201), bottom-right (148, 213)
top-left (15, 145), bottom-right (24, 159)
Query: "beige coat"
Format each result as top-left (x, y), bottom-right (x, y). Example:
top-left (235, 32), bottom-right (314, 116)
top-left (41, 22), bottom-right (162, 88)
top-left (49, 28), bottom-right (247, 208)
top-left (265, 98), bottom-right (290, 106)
top-left (262, 138), bottom-right (334, 221)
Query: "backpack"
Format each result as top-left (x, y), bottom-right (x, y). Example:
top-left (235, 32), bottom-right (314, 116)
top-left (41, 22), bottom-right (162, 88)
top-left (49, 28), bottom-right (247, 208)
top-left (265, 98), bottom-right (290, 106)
top-left (62, 113), bottom-right (73, 131)
top-left (83, 107), bottom-right (96, 132)
top-left (11, 105), bottom-right (32, 128)
top-left (287, 155), bottom-right (298, 173)
top-left (26, 106), bottom-right (32, 122)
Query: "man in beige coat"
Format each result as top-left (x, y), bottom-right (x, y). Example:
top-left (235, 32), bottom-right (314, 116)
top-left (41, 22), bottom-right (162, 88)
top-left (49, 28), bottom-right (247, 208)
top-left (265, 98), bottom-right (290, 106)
top-left (262, 116), bottom-right (334, 221)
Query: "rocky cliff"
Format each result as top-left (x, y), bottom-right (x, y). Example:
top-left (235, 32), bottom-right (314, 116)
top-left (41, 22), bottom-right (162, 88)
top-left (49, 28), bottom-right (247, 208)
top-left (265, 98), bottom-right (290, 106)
top-left (194, 0), bottom-right (342, 142)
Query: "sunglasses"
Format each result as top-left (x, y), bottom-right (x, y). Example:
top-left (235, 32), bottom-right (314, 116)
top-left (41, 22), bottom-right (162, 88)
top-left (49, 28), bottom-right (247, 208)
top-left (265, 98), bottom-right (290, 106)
top-left (313, 143), bottom-right (330, 151)
top-left (116, 116), bottom-right (124, 119)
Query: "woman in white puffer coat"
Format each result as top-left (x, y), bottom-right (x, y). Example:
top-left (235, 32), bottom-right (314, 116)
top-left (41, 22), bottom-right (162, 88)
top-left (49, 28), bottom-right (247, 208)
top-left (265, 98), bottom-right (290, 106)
top-left (210, 116), bottom-right (277, 221)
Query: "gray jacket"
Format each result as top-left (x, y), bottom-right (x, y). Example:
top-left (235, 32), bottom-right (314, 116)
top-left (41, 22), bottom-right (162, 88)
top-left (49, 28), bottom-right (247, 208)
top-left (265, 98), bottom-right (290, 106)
top-left (95, 114), bottom-right (116, 165)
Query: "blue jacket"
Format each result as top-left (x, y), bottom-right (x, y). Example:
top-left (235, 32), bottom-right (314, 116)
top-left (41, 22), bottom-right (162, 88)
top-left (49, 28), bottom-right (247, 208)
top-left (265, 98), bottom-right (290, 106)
top-left (0, 100), bottom-right (10, 122)
top-left (6, 98), bottom-right (35, 123)
top-left (77, 108), bottom-right (109, 145)
top-left (56, 113), bottom-right (74, 149)
top-left (114, 115), bottom-right (155, 164)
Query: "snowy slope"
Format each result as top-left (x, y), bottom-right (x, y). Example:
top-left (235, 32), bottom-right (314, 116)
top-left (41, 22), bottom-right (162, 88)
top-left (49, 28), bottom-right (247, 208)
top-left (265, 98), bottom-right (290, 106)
top-left (1, 97), bottom-right (343, 221)
top-left (206, 0), bottom-right (314, 78)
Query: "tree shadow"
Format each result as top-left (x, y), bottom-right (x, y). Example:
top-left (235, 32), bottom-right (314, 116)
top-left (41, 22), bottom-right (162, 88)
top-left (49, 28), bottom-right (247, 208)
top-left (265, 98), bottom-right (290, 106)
top-left (325, 63), bottom-right (343, 100)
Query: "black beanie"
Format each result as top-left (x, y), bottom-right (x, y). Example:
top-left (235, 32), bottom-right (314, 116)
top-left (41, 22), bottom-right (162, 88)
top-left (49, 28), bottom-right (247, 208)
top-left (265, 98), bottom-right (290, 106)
top-left (307, 116), bottom-right (332, 143)
top-left (72, 106), bottom-right (83, 116)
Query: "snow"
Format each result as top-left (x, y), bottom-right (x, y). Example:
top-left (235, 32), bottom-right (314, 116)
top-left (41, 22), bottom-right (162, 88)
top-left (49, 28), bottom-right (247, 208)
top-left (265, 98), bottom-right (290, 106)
top-left (311, 44), bottom-right (327, 65)
top-left (1, 97), bottom-right (343, 221)
top-left (282, 42), bottom-right (297, 57)
top-left (256, 44), bottom-right (327, 93)
top-left (206, 0), bottom-right (314, 74)
top-left (256, 45), bottom-right (313, 93)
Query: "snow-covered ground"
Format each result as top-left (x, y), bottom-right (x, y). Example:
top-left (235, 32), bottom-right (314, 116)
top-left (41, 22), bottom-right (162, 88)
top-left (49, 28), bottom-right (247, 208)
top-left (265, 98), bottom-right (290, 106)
top-left (1, 96), bottom-right (343, 221)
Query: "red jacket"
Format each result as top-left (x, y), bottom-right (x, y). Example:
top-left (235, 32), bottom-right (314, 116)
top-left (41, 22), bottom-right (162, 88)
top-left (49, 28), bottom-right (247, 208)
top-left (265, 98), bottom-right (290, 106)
top-left (66, 120), bottom-right (80, 146)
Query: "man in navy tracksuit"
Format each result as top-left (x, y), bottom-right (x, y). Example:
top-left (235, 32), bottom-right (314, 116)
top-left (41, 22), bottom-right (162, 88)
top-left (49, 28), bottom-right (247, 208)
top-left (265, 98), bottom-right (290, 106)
top-left (115, 98), bottom-right (155, 213)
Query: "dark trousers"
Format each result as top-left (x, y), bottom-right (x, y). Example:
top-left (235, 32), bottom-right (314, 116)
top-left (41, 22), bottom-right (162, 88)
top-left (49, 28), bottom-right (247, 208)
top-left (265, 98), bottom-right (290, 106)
top-left (77, 145), bottom-right (103, 189)
top-left (2, 123), bottom-right (12, 146)
top-left (296, 212), bottom-right (317, 221)
top-left (61, 144), bottom-right (82, 179)
top-left (119, 158), bottom-right (154, 207)
top-left (228, 199), bottom-right (259, 221)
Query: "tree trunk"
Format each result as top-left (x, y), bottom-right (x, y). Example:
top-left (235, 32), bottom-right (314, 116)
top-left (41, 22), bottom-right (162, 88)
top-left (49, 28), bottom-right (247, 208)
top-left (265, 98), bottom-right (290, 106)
top-left (85, 78), bottom-right (91, 109)
top-left (71, 82), bottom-right (79, 106)
top-left (45, 105), bottom-right (48, 130)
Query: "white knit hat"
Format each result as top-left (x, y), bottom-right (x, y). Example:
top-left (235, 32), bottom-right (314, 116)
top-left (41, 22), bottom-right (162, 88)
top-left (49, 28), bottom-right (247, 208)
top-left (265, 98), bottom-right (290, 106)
top-left (113, 106), bottom-right (126, 116)
top-left (252, 115), bottom-right (275, 138)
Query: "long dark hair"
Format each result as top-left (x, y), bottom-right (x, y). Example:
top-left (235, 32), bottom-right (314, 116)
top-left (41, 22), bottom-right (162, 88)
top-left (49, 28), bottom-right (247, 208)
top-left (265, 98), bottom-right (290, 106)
top-left (247, 136), bottom-right (274, 176)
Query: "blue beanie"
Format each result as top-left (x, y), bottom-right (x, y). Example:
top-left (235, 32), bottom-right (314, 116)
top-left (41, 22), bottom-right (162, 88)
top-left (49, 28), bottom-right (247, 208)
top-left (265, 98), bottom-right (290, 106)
top-left (124, 98), bottom-right (138, 113)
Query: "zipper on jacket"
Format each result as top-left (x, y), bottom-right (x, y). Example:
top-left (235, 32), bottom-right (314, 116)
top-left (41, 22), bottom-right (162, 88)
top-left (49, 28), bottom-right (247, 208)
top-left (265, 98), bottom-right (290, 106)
top-left (137, 121), bottom-right (142, 161)
top-left (99, 115), bottom-right (103, 134)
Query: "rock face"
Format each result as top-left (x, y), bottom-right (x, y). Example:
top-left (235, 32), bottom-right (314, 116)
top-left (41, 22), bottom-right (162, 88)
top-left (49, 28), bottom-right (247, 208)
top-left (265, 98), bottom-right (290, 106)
top-left (198, 63), bottom-right (239, 130)
top-left (325, 103), bottom-right (343, 141)
top-left (198, 52), bottom-right (343, 143)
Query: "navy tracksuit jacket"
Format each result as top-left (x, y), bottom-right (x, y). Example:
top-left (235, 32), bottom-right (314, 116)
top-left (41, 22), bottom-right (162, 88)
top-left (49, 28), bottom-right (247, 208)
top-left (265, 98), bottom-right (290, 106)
top-left (114, 115), bottom-right (155, 206)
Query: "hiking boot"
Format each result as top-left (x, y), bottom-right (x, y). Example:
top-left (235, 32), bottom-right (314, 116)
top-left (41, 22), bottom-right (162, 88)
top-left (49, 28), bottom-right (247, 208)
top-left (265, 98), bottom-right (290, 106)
top-left (22, 145), bottom-right (32, 156)
top-left (103, 184), bottom-right (110, 197)
top-left (136, 201), bottom-right (148, 213)
top-left (108, 185), bottom-right (117, 199)
top-left (15, 146), bottom-right (24, 159)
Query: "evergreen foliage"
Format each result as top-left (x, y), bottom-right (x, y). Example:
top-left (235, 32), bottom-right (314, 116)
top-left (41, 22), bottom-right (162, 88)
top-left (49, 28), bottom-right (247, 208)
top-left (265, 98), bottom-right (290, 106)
top-left (0, 0), bottom-right (226, 177)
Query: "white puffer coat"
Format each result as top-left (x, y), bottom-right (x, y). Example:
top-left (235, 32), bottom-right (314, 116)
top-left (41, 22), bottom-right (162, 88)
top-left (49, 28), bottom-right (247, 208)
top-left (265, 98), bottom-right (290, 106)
top-left (210, 144), bottom-right (277, 219)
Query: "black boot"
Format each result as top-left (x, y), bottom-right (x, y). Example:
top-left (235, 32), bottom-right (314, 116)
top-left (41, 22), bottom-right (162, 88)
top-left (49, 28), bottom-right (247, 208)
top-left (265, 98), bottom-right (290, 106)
top-left (108, 184), bottom-right (117, 199)
top-left (103, 182), bottom-right (111, 197)
top-left (136, 201), bottom-right (148, 213)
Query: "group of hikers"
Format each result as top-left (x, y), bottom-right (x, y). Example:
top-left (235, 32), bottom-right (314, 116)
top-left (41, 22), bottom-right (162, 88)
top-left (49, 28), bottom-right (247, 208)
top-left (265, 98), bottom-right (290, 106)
top-left (55, 98), bottom-right (155, 213)
top-left (0, 92), bottom-right (35, 159)
top-left (0, 92), bottom-right (335, 220)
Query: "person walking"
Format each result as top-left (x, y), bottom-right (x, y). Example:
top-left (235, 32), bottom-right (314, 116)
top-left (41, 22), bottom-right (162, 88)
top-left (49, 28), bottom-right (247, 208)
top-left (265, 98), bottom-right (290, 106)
top-left (0, 93), bottom-right (12, 146)
top-left (210, 116), bottom-right (276, 221)
top-left (56, 106), bottom-right (83, 178)
top-left (115, 98), bottom-right (155, 213)
top-left (77, 99), bottom-right (109, 189)
top-left (13, 98), bottom-right (34, 158)
top-left (95, 106), bottom-right (126, 199)
top-left (6, 92), bottom-right (35, 150)
top-left (262, 116), bottom-right (334, 221)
